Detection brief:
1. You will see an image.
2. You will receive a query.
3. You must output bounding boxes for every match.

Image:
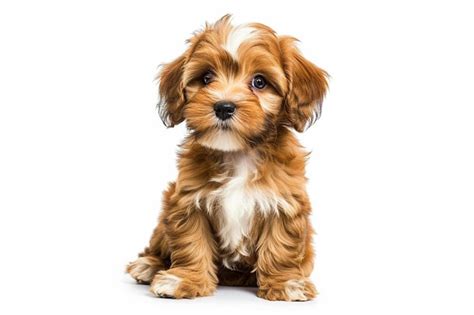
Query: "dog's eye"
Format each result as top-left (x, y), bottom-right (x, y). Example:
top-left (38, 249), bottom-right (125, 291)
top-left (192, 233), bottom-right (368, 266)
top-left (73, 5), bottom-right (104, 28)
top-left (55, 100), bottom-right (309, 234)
top-left (202, 71), bottom-right (214, 85)
top-left (251, 75), bottom-right (267, 89)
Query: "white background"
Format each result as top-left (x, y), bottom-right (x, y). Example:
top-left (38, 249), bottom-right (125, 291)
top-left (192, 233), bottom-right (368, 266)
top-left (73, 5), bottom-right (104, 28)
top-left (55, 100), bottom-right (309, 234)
top-left (1, 1), bottom-right (473, 314)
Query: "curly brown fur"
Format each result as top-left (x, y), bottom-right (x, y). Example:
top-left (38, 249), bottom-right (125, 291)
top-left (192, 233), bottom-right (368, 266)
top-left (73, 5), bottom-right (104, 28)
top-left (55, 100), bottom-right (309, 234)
top-left (127, 15), bottom-right (328, 301)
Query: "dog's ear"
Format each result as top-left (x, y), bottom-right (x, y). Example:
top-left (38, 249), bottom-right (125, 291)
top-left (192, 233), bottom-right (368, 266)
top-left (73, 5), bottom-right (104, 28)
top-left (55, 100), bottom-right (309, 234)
top-left (157, 54), bottom-right (187, 127)
top-left (279, 36), bottom-right (328, 132)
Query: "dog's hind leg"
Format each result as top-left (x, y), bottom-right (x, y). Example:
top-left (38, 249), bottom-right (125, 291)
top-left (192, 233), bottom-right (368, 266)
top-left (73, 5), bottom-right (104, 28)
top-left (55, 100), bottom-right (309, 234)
top-left (127, 186), bottom-right (174, 284)
top-left (127, 255), bottom-right (167, 284)
top-left (127, 222), bottom-right (171, 283)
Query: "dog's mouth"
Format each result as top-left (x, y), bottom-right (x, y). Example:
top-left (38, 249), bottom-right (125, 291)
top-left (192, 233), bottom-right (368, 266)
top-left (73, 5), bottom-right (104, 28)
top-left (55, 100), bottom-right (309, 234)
top-left (215, 119), bottom-right (233, 131)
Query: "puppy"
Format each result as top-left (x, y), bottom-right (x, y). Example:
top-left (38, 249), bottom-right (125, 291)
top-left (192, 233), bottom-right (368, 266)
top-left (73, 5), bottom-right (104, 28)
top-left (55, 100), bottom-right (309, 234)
top-left (127, 15), bottom-right (328, 301)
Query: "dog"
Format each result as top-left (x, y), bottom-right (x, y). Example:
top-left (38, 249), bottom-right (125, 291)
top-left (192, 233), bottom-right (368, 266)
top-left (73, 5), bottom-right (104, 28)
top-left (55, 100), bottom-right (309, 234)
top-left (127, 15), bottom-right (328, 301)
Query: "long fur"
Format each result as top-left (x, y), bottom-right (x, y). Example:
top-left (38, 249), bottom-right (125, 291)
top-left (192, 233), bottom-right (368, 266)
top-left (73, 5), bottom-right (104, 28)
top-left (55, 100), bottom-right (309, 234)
top-left (127, 15), bottom-right (328, 301)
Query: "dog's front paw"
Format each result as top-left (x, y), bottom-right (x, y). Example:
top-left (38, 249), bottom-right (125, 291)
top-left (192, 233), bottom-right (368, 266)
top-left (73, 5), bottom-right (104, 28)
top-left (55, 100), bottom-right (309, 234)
top-left (150, 269), bottom-right (216, 299)
top-left (126, 256), bottom-right (164, 284)
top-left (257, 279), bottom-right (317, 301)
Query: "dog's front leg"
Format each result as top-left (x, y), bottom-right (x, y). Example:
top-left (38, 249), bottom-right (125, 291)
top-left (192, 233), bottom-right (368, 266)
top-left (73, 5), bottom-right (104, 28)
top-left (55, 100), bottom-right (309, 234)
top-left (256, 213), bottom-right (317, 301)
top-left (150, 205), bottom-right (218, 299)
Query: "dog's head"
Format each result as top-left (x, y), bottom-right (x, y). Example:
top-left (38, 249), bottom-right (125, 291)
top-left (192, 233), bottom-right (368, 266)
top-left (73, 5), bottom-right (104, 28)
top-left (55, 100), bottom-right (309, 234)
top-left (158, 15), bottom-right (328, 151)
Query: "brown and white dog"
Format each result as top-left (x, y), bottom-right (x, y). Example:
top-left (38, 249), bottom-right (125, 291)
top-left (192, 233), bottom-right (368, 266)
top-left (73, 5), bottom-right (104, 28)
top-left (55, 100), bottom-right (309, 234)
top-left (127, 15), bottom-right (328, 301)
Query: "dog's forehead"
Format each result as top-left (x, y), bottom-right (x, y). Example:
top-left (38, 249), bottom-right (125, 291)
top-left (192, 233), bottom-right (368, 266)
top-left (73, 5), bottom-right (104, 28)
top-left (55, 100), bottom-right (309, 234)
top-left (189, 22), bottom-right (278, 62)
top-left (182, 21), bottom-right (286, 90)
top-left (222, 24), bottom-right (259, 59)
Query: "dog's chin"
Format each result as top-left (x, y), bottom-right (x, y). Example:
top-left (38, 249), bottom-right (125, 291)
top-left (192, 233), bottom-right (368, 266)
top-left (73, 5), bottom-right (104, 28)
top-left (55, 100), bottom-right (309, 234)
top-left (197, 129), bottom-right (244, 152)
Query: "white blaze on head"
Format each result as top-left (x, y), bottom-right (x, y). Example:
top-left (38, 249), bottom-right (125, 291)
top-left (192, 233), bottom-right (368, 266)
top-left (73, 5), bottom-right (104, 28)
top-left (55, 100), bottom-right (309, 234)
top-left (223, 25), bottom-right (258, 59)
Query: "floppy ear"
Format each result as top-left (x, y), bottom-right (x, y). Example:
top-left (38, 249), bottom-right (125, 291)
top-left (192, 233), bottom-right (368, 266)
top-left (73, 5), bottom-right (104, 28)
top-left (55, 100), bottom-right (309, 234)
top-left (157, 54), bottom-right (187, 127)
top-left (279, 36), bottom-right (328, 132)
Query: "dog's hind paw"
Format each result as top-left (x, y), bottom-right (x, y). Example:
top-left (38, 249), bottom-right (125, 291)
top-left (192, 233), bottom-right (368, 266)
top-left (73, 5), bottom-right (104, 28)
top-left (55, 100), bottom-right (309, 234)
top-left (126, 256), bottom-right (164, 284)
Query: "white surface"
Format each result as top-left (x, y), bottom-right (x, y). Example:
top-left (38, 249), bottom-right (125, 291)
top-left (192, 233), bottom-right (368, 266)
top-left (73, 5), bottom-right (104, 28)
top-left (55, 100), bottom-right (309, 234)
top-left (1, 1), bottom-right (473, 314)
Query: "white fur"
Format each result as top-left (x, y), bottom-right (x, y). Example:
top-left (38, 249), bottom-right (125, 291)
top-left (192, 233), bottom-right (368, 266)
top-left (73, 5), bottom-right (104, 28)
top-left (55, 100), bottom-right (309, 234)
top-left (259, 92), bottom-right (283, 114)
top-left (285, 279), bottom-right (309, 301)
top-left (223, 25), bottom-right (257, 59)
top-left (199, 153), bottom-right (293, 258)
top-left (222, 256), bottom-right (239, 270)
top-left (199, 130), bottom-right (243, 152)
top-left (127, 257), bottom-right (157, 283)
top-left (150, 273), bottom-right (182, 297)
top-left (216, 154), bottom-right (256, 250)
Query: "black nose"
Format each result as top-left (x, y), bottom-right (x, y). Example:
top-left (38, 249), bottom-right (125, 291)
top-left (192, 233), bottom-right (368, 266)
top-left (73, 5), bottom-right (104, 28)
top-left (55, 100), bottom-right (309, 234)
top-left (214, 101), bottom-right (236, 121)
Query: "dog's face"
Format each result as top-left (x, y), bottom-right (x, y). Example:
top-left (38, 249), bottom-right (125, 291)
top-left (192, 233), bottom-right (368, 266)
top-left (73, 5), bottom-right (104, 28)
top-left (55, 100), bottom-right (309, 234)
top-left (158, 16), bottom-right (328, 151)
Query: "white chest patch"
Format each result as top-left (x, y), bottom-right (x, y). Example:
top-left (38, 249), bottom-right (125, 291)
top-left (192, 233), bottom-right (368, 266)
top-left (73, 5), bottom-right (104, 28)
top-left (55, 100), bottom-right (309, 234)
top-left (202, 154), bottom-right (292, 259)
top-left (216, 155), bottom-right (256, 252)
